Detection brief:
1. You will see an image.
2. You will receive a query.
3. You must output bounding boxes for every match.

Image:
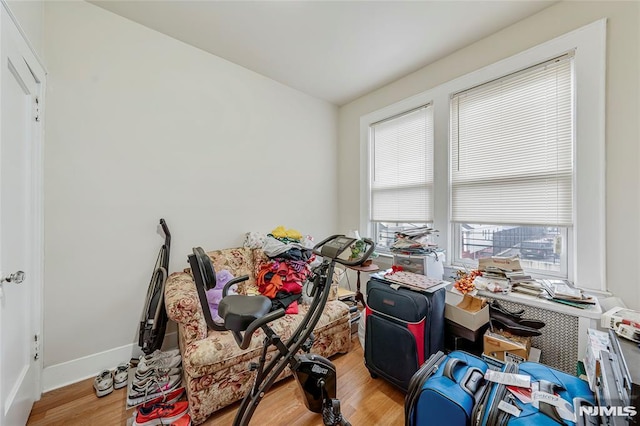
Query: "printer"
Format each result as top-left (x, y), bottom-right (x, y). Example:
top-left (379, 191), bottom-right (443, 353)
top-left (393, 250), bottom-right (445, 280)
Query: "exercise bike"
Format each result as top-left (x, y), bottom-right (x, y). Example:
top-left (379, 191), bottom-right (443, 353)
top-left (188, 234), bottom-right (375, 426)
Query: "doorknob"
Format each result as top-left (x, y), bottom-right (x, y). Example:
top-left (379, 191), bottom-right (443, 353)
top-left (1, 271), bottom-right (25, 284)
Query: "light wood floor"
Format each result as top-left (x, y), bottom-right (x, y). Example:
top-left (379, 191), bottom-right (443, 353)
top-left (27, 339), bottom-right (405, 425)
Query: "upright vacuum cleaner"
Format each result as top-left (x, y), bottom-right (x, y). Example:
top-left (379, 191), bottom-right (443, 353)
top-left (138, 219), bottom-right (171, 355)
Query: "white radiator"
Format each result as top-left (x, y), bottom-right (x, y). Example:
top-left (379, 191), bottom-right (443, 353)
top-left (479, 291), bottom-right (602, 374)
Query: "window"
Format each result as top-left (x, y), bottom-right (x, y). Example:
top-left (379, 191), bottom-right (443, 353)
top-left (450, 55), bottom-right (573, 277)
top-left (369, 105), bottom-right (434, 250)
top-left (360, 20), bottom-right (605, 289)
top-left (456, 224), bottom-right (567, 276)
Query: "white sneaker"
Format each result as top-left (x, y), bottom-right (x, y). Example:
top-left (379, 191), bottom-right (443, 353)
top-left (129, 374), bottom-right (182, 399)
top-left (138, 354), bottom-right (181, 374)
top-left (113, 362), bottom-right (129, 390)
top-left (93, 370), bottom-right (114, 397)
top-left (141, 349), bottom-right (180, 362)
top-left (134, 367), bottom-right (181, 383)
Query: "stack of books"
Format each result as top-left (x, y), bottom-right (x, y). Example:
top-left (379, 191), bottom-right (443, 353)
top-left (510, 280), bottom-right (545, 297)
top-left (477, 256), bottom-right (538, 292)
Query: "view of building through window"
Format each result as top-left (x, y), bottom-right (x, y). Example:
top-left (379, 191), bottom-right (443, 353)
top-left (456, 223), bottom-right (563, 273)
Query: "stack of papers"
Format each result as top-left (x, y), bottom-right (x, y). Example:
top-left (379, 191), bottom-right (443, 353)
top-left (390, 226), bottom-right (438, 255)
top-left (511, 281), bottom-right (544, 297)
top-left (477, 256), bottom-right (538, 290)
top-left (538, 279), bottom-right (596, 308)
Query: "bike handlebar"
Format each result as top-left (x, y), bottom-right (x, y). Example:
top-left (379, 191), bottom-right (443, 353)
top-left (312, 234), bottom-right (376, 267)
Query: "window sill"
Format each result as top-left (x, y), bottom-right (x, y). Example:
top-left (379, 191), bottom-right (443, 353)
top-left (474, 287), bottom-right (602, 320)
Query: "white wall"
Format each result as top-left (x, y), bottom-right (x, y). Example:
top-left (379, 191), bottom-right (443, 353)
top-left (338, 1), bottom-right (640, 309)
top-left (5, 0), bottom-right (44, 60)
top-left (43, 0), bottom-right (338, 383)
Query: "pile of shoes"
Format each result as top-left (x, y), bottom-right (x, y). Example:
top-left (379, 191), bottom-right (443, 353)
top-left (127, 349), bottom-right (183, 406)
top-left (488, 300), bottom-right (545, 337)
top-left (127, 349), bottom-right (191, 426)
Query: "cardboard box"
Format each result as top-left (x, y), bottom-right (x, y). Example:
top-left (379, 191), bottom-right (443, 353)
top-left (483, 329), bottom-right (531, 362)
top-left (482, 347), bottom-right (540, 369)
top-left (445, 293), bottom-right (490, 331)
top-left (478, 256), bottom-right (522, 272)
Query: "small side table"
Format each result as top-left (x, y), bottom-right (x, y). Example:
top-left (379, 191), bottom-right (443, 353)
top-left (347, 263), bottom-right (379, 306)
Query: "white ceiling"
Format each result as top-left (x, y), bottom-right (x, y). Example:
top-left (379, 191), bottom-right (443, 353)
top-left (90, 1), bottom-right (556, 106)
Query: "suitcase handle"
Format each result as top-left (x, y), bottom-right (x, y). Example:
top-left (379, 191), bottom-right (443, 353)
top-left (443, 358), bottom-right (485, 397)
top-left (443, 358), bottom-right (466, 381)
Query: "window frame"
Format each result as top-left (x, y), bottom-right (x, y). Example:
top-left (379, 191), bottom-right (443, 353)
top-left (360, 19), bottom-right (605, 290)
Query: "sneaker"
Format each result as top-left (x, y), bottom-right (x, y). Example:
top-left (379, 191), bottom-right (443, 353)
top-left (93, 370), bottom-right (114, 397)
top-left (137, 353), bottom-right (182, 374)
top-left (113, 362), bottom-right (129, 390)
top-left (139, 349), bottom-right (180, 365)
top-left (135, 367), bottom-right (181, 383)
top-left (132, 401), bottom-right (189, 426)
top-left (140, 387), bottom-right (185, 409)
top-left (129, 375), bottom-right (182, 399)
top-left (170, 413), bottom-right (191, 426)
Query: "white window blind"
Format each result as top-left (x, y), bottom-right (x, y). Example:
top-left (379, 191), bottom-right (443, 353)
top-left (371, 104), bottom-right (434, 222)
top-left (451, 55), bottom-right (573, 226)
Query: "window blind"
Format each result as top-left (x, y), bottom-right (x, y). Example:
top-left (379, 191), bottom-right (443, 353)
top-left (450, 55), bottom-right (573, 226)
top-left (371, 104), bottom-right (434, 222)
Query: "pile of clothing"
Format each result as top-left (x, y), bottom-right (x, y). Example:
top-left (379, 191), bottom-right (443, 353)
top-left (252, 226), bottom-right (316, 314)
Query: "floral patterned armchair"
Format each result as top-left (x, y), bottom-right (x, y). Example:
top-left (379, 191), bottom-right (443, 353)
top-left (164, 247), bottom-right (351, 425)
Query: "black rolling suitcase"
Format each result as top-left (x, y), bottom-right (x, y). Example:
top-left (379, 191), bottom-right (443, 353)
top-left (364, 276), bottom-right (446, 391)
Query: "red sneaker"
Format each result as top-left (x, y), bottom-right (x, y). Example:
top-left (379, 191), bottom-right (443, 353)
top-left (170, 414), bottom-right (191, 426)
top-left (140, 387), bottom-right (185, 409)
top-left (133, 401), bottom-right (189, 426)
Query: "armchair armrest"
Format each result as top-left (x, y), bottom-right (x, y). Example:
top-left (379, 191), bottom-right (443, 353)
top-left (164, 272), bottom-right (208, 343)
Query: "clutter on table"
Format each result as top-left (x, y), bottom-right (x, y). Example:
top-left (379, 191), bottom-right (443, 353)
top-left (452, 255), bottom-right (597, 310)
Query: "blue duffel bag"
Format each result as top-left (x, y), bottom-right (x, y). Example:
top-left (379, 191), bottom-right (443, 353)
top-left (405, 350), bottom-right (489, 426)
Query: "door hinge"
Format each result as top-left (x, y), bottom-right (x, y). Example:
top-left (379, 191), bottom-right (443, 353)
top-left (33, 97), bottom-right (40, 122)
top-left (33, 334), bottom-right (40, 360)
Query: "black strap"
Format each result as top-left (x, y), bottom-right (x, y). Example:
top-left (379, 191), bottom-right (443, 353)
top-left (537, 380), bottom-right (566, 425)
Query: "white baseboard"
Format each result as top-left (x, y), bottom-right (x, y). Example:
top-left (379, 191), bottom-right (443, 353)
top-left (42, 332), bottom-right (178, 393)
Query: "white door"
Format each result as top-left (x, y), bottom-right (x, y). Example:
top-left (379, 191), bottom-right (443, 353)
top-left (0, 4), bottom-right (45, 425)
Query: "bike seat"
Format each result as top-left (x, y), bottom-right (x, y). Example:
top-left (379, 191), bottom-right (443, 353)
top-left (219, 295), bottom-right (273, 332)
